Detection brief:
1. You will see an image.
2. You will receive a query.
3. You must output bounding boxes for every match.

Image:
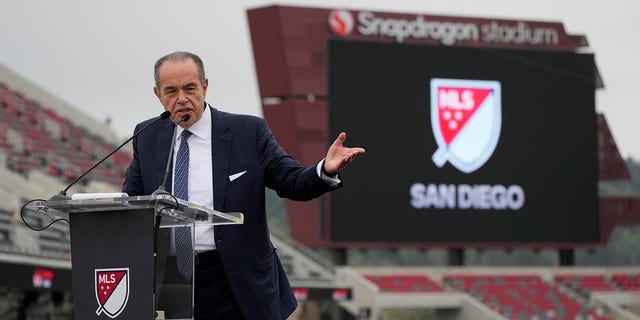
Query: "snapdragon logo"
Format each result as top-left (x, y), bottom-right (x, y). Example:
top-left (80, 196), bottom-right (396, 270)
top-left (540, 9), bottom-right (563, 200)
top-left (328, 9), bottom-right (355, 36)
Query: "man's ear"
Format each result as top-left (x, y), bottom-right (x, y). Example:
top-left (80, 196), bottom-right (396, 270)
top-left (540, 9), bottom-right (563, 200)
top-left (153, 86), bottom-right (160, 99)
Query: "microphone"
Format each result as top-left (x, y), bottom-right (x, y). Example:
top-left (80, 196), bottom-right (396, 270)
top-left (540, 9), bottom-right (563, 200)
top-left (151, 114), bottom-right (191, 196)
top-left (48, 111), bottom-right (171, 201)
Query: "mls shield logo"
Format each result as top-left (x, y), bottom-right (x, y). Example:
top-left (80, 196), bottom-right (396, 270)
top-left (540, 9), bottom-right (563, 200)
top-left (431, 78), bottom-right (502, 173)
top-left (95, 268), bottom-right (129, 318)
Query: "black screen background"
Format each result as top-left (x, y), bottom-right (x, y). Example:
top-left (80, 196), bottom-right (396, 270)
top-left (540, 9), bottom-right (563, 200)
top-left (328, 39), bottom-right (598, 244)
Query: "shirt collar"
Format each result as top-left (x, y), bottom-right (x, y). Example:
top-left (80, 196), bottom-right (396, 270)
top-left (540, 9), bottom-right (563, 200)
top-left (176, 102), bottom-right (211, 141)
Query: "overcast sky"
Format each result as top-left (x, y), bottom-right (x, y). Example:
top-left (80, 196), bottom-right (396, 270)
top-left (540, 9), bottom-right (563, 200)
top-left (1, 0), bottom-right (638, 160)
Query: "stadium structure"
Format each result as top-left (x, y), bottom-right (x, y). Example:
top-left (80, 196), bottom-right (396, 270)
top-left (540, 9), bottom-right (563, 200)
top-left (246, 5), bottom-right (640, 320)
top-left (0, 4), bottom-right (637, 320)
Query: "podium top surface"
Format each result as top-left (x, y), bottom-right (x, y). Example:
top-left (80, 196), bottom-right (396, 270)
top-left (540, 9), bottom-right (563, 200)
top-left (26, 194), bottom-right (243, 227)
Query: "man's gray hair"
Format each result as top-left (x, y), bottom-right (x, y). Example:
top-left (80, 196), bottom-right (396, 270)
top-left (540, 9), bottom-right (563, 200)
top-left (154, 51), bottom-right (206, 88)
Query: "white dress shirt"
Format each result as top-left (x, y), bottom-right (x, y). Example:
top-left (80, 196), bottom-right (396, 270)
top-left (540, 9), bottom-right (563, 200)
top-left (173, 106), bottom-right (216, 252)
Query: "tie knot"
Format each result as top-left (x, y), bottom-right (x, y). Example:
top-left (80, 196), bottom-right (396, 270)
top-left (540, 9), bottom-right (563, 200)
top-left (181, 130), bottom-right (192, 140)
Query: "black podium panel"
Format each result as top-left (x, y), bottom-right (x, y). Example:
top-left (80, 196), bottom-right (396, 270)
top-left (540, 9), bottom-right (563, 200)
top-left (70, 208), bottom-right (154, 319)
top-left (25, 194), bottom-right (244, 320)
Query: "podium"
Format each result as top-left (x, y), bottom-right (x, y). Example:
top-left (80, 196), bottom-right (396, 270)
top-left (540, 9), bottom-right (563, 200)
top-left (24, 194), bottom-right (243, 319)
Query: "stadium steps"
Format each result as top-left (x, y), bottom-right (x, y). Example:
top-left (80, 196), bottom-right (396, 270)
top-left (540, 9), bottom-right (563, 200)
top-left (269, 226), bottom-right (335, 283)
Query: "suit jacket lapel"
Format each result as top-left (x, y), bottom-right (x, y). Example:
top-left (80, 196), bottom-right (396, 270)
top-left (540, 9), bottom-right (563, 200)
top-left (211, 107), bottom-right (231, 211)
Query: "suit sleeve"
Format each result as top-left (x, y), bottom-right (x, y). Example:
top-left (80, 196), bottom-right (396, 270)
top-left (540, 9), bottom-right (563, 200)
top-left (257, 118), bottom-right (340, 200)
top-left (122, 124), bottom-right (144, 196)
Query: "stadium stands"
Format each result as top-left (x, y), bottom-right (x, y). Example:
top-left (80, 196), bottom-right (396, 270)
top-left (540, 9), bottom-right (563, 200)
top-left (364, 274), bottom-right (445, 293)
top-left (0, 67), bottom-right (125, 317)
top-left (0, 82), bottom-right (130, 187)
top-left (444, 273), bottom-right (612, 319)
top-left (334, 268), bottom-right (638, 320)
top-left (0, 76), bottom-right (133, 266)
top-left (612, 274), bottom-right (640, 292)
top-left (555, 274), bottom-right (619, 293)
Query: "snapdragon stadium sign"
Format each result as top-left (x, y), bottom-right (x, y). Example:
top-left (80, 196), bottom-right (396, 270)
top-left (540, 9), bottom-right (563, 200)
top-left (328, 9), bottom-right (562, 48)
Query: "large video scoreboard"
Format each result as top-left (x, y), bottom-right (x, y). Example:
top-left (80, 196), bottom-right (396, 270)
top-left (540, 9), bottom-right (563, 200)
top-left (248, 5), bottom-right (605, 247)
top-left (329, 39), bottom-right (598, 244)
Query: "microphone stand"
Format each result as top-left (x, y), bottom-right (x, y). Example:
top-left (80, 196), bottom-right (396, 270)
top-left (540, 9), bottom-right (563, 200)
top-left (152, 114), bottom-right (190, 316)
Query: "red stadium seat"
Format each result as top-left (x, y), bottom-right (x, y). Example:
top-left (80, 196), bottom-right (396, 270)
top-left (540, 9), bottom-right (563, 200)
top-left (364, 274), bottom-right (445, 293)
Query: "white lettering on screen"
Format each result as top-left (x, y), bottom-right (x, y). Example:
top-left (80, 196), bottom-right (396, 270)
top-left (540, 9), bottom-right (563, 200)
top-left (410, 183), bottom-right (525, 210)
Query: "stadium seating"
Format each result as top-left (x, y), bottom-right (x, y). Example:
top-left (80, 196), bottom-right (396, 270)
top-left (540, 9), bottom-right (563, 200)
top-left (611, 273), bottom-right (640, 291)
top-left (364, 274), bottom-right (445, 293)
top-left (555, 274), bottom-right (618, 293)
top-left (0, 81), bottom-right (130, 260)
top-left (0, 82), bottom-right (130, 186)
top-left (444, 274), bottom-right (612, 320)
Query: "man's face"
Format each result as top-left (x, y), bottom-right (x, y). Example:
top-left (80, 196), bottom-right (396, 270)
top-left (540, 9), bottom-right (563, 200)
top-left (153, 59), bottom-right (208, 128)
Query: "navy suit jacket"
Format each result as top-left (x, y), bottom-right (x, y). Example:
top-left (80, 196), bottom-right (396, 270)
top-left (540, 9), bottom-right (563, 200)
top-left (123, 106), bottom-right (339, 319)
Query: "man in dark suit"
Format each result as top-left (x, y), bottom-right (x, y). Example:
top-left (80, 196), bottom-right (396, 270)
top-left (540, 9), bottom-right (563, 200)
top-left (122, 51), bottom-right (364, 319)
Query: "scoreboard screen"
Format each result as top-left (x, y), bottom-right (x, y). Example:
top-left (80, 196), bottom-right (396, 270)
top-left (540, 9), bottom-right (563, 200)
top-left (328, 39), bottom-right (598, 244)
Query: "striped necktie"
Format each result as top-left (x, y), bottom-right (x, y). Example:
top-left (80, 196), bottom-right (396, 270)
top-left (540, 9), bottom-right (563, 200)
top-left (174, 130), bottom-right (193, 280)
